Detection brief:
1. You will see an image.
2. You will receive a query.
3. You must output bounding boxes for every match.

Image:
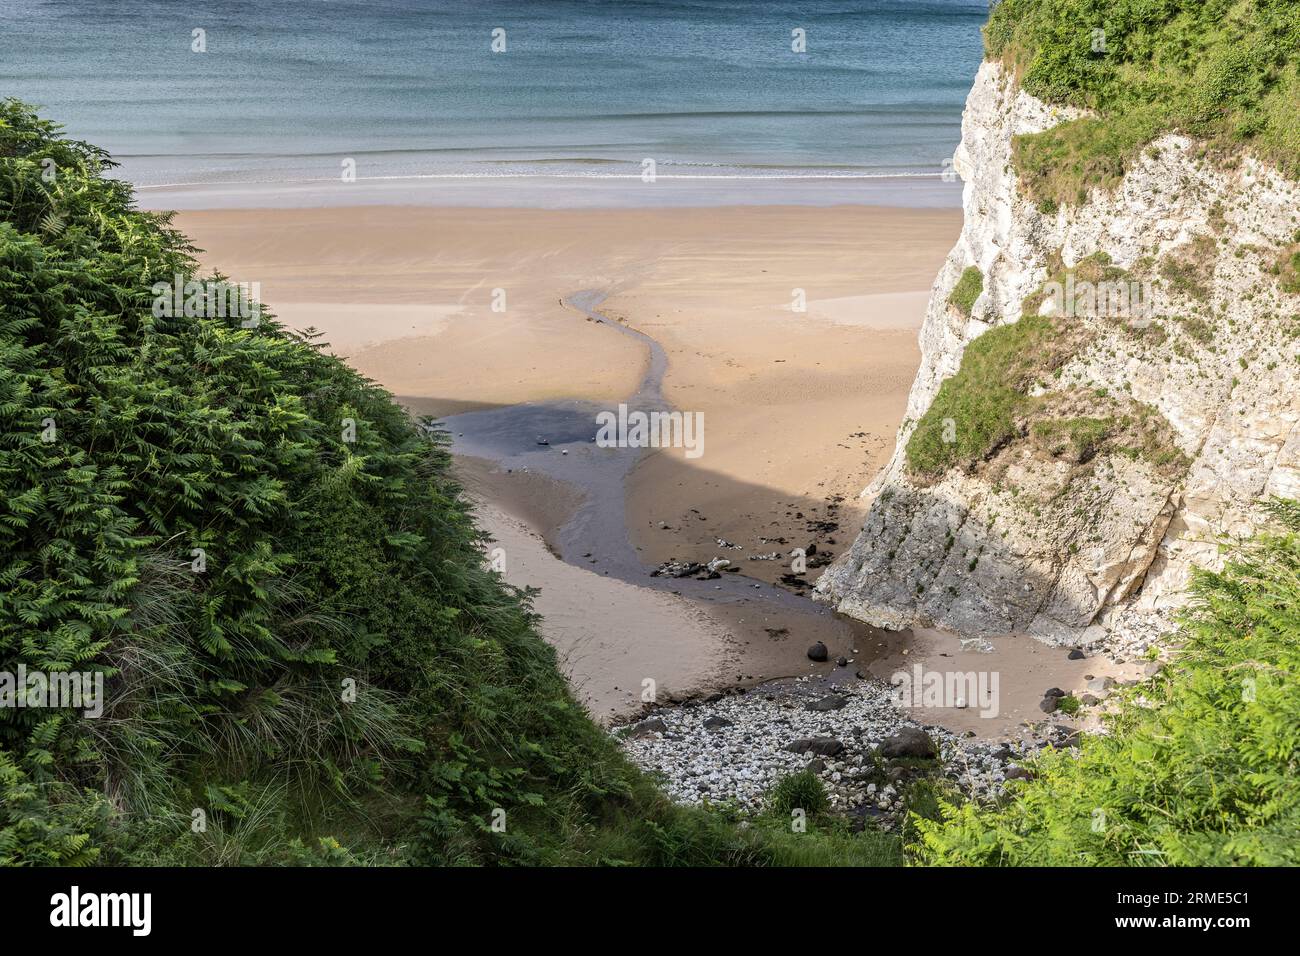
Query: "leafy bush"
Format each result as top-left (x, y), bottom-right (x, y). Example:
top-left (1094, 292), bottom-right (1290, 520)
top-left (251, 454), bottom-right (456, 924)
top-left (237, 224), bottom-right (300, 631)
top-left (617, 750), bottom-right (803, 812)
top-left (912, 499), bottom-right (1300, 866)
top-left (0, 100), bottom-right (796, 867)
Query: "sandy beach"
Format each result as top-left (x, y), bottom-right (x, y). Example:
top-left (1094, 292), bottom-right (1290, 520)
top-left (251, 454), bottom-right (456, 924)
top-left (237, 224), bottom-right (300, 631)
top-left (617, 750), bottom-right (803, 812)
top-left (179, 203), bottom-right (963, 720)
top-left (180, 203), bottom-right (958, 572)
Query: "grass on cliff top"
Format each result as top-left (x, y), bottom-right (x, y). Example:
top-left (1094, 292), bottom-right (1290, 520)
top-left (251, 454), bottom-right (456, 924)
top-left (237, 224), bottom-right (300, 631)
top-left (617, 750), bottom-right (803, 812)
top-left (987, 0), bottom-right (1300, 209)
top-left (913, 498), bottom-right (1300, 866)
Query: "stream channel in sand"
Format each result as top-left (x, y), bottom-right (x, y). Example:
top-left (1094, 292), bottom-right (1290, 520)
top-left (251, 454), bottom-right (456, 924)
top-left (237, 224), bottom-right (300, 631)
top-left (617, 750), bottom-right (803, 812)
top-left (438, 291), bottom-right (1098, 734)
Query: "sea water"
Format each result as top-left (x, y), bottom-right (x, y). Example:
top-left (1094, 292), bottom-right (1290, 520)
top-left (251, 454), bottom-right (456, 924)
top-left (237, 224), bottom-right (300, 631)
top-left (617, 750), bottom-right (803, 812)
top-left (0, 0), bottom-right (988, 205)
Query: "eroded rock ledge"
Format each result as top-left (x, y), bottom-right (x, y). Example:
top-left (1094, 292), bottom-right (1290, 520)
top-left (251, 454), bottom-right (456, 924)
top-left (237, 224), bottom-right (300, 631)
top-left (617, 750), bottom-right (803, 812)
top-left (817, 61), bottom-right (1300, 652)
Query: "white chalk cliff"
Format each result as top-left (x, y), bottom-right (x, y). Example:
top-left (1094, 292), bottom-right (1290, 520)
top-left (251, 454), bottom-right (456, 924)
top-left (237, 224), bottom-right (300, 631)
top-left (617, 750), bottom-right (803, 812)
top-left (817, 61), bottom-right (1300, 654)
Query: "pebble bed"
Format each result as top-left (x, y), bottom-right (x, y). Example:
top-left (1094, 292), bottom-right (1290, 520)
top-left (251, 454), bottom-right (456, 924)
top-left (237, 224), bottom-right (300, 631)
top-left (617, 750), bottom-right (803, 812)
top-left (617, 675), bottom-right (1084, 823)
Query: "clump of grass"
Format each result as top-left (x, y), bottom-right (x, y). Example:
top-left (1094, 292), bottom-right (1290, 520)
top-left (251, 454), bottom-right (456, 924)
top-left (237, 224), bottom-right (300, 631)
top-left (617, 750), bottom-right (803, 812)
top-left (1176, 314), bottom-right (1216, 344)
top-left (1128, 320), bottom-right (1167, 345)
top-left (1036, 400), bottom-right (1187, 478)
top-left (1159, 234), bottom-right (1218, 302)
top-left (948, 266), bottom-right (984, 317)
top-left (1276, 243), bottom-right (1300, 294)
top-left (1023, 250), bottom-right (1143, 321)
top-left (1114, 414), bottom-right (1191, 477)
top-left (906, 314), bottom-right (1068, 478)
top-left (1030, 417), bottom-right (1112, 463)
top-left (747, 770), bottom-right (905, 867)
top-left (1014, 109), bottom-right (1165, 208)
top-left (767, 770), bottom-right (830, 817)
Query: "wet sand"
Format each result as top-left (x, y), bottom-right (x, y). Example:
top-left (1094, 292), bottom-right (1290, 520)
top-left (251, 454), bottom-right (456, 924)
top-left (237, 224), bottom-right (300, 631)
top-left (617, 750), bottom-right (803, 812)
top-left (441, 289), bottom-right (880, 718)
top-left (859, 628), bottom-right (1144, 737)
top-left (474, 501), bottom-right (735, 718)
top-left (177, 204), bottom-right (979, 723)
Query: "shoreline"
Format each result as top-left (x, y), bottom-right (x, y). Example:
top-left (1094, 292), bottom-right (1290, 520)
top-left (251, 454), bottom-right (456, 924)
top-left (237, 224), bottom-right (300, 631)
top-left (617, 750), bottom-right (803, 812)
top-left (173, 199), bottom-right (1145, 765)
top-left (140, 175), bottom-right (963, 211)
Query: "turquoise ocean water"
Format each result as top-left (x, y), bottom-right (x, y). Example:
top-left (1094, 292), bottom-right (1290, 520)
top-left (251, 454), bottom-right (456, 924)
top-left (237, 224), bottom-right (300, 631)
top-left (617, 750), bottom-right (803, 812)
top-left (0, 0), bottom-right (988, 205)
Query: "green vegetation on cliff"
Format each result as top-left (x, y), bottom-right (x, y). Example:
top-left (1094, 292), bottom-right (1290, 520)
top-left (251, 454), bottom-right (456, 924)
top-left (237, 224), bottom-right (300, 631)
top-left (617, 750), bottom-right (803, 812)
top-left (905, 314), bottom-right (1069, 478)
top-left (906, 249), bottom-right (1188, 481)
top-left (988, 0), bottom-right (1300, 208)
top-left (947, 266), bottom-right (984, 318)
top-left (0, 98), bottom-right (644, 865)
top-left (914, 498), bottom-right (1300, 866)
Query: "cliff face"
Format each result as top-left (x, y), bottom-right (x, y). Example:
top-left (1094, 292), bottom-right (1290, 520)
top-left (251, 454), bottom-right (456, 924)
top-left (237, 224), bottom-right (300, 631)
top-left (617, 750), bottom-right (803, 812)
top-left (817, 61), bottom-right (1300, 653)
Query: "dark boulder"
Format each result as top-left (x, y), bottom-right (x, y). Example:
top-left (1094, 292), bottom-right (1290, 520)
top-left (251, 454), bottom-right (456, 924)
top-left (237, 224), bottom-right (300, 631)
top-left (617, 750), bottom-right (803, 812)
top-left (627, 717), bottom-right (668, 738)
top-left (785, 737), bottom-right (844, 758)
top-left (878, 727), bottom-right (936, 759)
